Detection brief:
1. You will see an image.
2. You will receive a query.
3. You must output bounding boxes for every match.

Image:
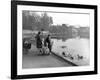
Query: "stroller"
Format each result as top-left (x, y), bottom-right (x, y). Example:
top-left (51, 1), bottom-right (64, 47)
top-left (23, 39), bottom-right (31, 54)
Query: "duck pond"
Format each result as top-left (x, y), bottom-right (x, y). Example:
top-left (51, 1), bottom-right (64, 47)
top-left (51, 37), bottom-right (90, 66)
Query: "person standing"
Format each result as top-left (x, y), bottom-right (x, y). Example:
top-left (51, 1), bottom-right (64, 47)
top-left (35, 31), bottom-right (43, 54)
top-left (44, 34), bottom-right (53, 54)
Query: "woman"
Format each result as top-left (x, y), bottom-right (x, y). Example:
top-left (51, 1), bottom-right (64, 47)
top-left (35, 31), bottom-right (43, 54)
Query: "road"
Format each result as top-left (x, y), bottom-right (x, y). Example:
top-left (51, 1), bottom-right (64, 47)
top-left (22, 52), bottom-right (74, 69)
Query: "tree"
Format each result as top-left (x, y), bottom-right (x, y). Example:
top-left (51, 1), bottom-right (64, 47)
top-left (22, 11), bottom-right (32, 30)
top-left (22, 11), bottom-right (41, 30)
top-left (23, 11), bottom-right (53, 31)
top-left (40, 12), bottom-right (53, 30)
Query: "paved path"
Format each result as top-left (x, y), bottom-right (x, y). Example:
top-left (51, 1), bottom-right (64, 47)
top-left (22, 52), bottom-right (74, 69)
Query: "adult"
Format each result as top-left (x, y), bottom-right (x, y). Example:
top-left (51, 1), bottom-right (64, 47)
top-left (35, 31), bottom-right (42, 54)
top-left (44, 34), bottom-right (52, 53)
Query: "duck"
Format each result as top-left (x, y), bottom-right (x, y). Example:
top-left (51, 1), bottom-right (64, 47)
top-left (62, 52), bottom-right (66, 57)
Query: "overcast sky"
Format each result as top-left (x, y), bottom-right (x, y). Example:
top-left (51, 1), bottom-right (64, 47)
top-left (34, 12), bottom-right (90, 27)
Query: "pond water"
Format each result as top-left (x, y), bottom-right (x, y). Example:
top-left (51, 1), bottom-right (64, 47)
top-left (51, 38), bottom-right (90, 65)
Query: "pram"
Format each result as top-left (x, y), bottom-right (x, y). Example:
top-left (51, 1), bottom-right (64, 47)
top-left (23, 39), bottom-right (31, 54)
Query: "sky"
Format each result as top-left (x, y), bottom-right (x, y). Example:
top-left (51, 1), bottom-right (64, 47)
top-left (48, 12), bottom-right (90, 27)
top-left (33, 12), bottom-right (90, 27)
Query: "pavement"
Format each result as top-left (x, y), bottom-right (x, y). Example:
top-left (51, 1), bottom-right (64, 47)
top-left (22, 52), bottom-right (74, 69)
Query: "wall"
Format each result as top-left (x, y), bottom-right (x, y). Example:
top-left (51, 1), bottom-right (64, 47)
top-left (0, 0), bottom-right (99, 80)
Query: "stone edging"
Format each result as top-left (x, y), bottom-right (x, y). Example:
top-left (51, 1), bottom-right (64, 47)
top-left (52, 52), bottom-right (78, 66)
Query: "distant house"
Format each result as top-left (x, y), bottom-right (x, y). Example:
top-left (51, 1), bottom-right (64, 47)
top-left (78, 27), bottom-right (90, 38)
top-left (67, 25), bottom-right (79, 38)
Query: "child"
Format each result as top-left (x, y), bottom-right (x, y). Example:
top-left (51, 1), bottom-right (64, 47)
top-left (42, 38), bottom-right (50, 55)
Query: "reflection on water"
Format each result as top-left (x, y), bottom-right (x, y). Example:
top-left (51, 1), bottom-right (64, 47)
top-left (52, 38), bottom-right (90, 64)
